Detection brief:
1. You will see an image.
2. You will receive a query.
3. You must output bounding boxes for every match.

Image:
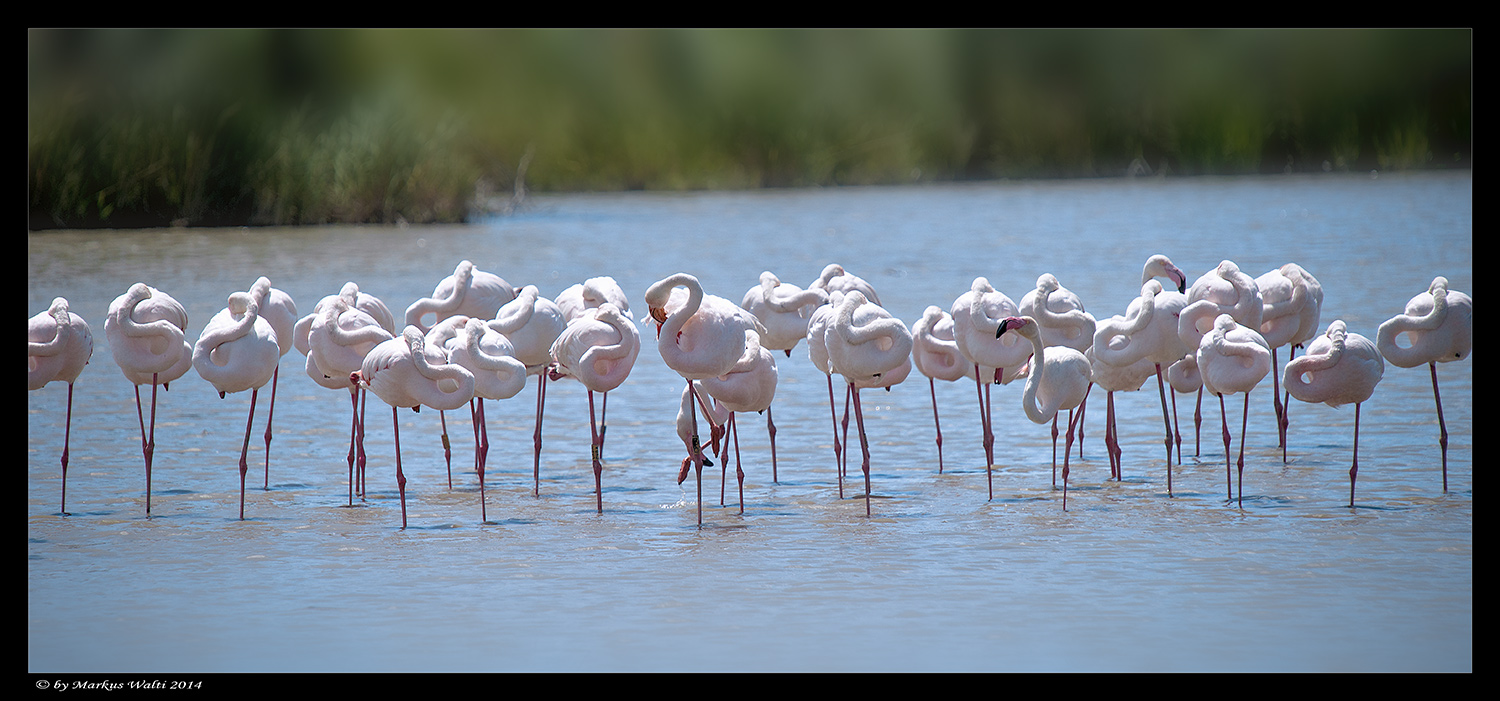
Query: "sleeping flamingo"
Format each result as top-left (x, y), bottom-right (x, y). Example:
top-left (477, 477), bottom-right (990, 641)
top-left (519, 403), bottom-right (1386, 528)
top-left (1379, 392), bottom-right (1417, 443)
top-left (547, 302), bottom-right (640, 513)
top-left (951, 277), bottom-right (1030, 485)
top-left (405, 260), bottom-right (516, 334)
top-left (826, 291), bottom-right (912, 516)
top-left (742, 270), bottom-right (828, 357)
top-left (353, 327), bottom-right (476, 528)
top-left (645, 272), bottom-right (766, 526)
top-left (1197, 313), bottom-right (1272, 507)
top-left (29, 297), bottom-right (92, 514)
top-left (246, 277), bottom-right (297, 489)
top-left (998, 316), bottom-right (1092, 510)
top-left (303, 294), bottom-right (394, 505)
top-left (1255, 263), bottom-right (1323, 461)
top-left (193, 292), bottom-right (281, 520)
top-left (438, 317), bottom-right (527, 521)
top-left (806, 290), bottom-right (850, 484)
top-left (1092, 280), bottom-right (1190, 492)
top-left (106, 283), bottom-right (192, 515)
top-left (1018, 273), bottom-right (1097, 461)
top-left (1376, 276), bottom-right (1472, 491)
top-left (489, 285), bottom-right (567, 496)
top-left (555, 277), bottom-right (632, 460)
top-left (1283, 320), bottom-right (1384, 506)
top-left (1084, 345), bottom-right (1155, 482)
top-left (810, 263), bottom-right (881, 306)
top-left (910, 305), bottom-right (975, 474)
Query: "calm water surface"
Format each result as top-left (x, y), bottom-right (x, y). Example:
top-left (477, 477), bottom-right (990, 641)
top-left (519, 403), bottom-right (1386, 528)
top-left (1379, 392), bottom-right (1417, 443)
top-left (29, 173), bottom-right (1471, 672)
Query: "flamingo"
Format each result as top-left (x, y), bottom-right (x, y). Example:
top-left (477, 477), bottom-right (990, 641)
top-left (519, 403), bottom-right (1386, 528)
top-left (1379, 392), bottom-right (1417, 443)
top-left (438, 317), bottom-right (527, 521)
top-left (742, 270), bottom-right (828, 357)
top-left (29, 297), bottom-right (92, 514)
top-left (1084, 346), bottom-right (1155, 482)
top-left (645, 272), bottom-right (766, 526)
top-left (1165, 351), bottom-right (1203, 461)
top-left (1092, 279), bottom-right (1190, 492)
top-left (810, 263), bottom-right (881, 306)
top-left (695, 329), bottom-right (779, 512)
top-left (1018, 273), bottom-right (1097, 460)
top-left (352, 327), bottom-right (476, 529)
top-left (910, 305), bottom-right (975, 474)
top-left (951, 277), bottom-right (1031, 493)
top-left (1376, 276), bottom-right (1472, 491)
top-left (303, 294), bottom-right (394, 505)
top-left (405, 260), bottom-right (517, 334)
top-left (1180, 260), bottom-right (1262, 467)
top-left (105, 283), bottom-right (192, 515)
top-left (246, 277), bottom-right (298, 489)
top-left (555, 277), bottom-right (632, 460)
top-left (193, 292), bottom-right (281, 520)
top-left (1255, 263), bottom-right (1323, 461)
top-left (1283, 320), bottom-right (1385, 506)
top-left (547, 302), bottom-right (641, 513)
top-left (488, 285), bottom-right (567, 496)
top-left (997, 316), bottom-right (1092, 510)
top-left (806, 290), bottom-right (850, 485)
top-left (825, 291), bottom-right (912, 516)
top-left (1196, 313), bottom-right (1272, 507)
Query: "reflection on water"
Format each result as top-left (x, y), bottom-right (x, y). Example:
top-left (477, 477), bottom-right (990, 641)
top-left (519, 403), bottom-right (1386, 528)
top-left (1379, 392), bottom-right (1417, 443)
top-left (29, 173), bottom-right (1471, 672)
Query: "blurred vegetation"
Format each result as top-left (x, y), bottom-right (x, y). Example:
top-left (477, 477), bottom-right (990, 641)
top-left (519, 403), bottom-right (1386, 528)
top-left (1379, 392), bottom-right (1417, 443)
top-left (29, 28), bottom-right (1471, 229)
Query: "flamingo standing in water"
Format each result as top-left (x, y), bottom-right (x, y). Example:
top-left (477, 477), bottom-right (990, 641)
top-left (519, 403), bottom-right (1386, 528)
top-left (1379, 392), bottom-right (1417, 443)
top-left (193, 292), bottom-right (281, 520)
top-left (1255, 264), bottom-right (1323, 461)
top-left (1092, 280), bottom-right (1190, 492)
top-left (353, 327), bottom-right (476, 529)
top-left (1180, 261), bottom-right (1264, 466)
top-left (246, 277), bottom-right (298, 489)
top-left (998, 316), bottom-right (1092, 510)
top-left (825, 291), bottom-right (912, 516)
top-left (29, 297), bottom-right (92, 514)
top-left (1283, 320), bottom-right (1384, 506)
top-left (742, 270), bottom-right (828, 357)
top-left (911, 305), bottom-right (975, 474)
top-left (106, 283), bottom-right (192, 515)
top-left (1019, 273), bottom-right (1097, 461)
top-left (1084, 345), bottom-right (1155, 482)
top-left (303, 294), bottom-right (394, 505)
top-left (806, 290), bottom-right (849, 484)
top-left (696, 329), bottom-right (779, 512)
top-left (952, 277), bottom-right (1031, 495)
top-left (489, 285), bottom-right (567, 496)
top-left (437, 317), bottom-right (527, 521)
top-left (1196, 314), bottom-right (1272, 507)
top-left (556, 277), bottom-right (631, 459)
top-left (645, 272), bottom-right (765, 527)
top-left (547, 302), bottom-right (640, 513)
top-left (1376, 276), bottom-right (1472, 491)
top-left (810, 263), bottom-right (881, 306)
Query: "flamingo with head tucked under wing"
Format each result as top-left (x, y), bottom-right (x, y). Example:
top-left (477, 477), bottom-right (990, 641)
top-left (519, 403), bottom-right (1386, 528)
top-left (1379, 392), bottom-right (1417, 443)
top-left (1284, 320), bottom-right (1384, 506)
top-left (29, 297), bottom-right (92, 514)
top-left (1197, 313), bottom-right (1272, 507)
top-left (826, 291), bottom-right (912, 516)
top-left (193, 291), bottom-right (281, 520)
top-left (548, 302), bottom-right (640, 513)
top-left (106, 283), bottom-right (193, 515)
top-left (489, 285), bottom-right (568, 496)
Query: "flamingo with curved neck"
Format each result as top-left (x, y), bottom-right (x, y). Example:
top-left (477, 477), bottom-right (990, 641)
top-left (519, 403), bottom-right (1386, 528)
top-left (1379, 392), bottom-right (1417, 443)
top-left (29, 297), bottom-right (92, 514)
top-left (193, 292), bottom-right (280, 520)
top-left (998, 316), bottom-right (1092, 510)
top-left (1284, 320), bottom-right (1384, 506)
top-left (1197, 314), bottom-right (1272, 507)
top-left (912, 305), bottom-right (974, 474)
top-left (1376, 276), bottom-right (1472, 491)
top-left (952, 277), bottom-right (1030, 473)
top-left (1256, 263), bottom-right (1324, 461)
top-left (106, 283), bottom-right (192, 515)
top-left (406, 260), bottom-right (516, 334)
top-left (306, 297), bottom-right (394, 505)
top-left (548, 303), bottom-right (641, 513)
top-left (827, 291), bottom-right (912, 516)
top-left (489, 284), bottom-right (567, 496)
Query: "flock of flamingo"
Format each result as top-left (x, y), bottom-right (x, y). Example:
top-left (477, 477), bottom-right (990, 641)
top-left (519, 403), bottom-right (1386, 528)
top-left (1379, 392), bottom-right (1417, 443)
top-left (28, 256), bottom-right (1472, 527)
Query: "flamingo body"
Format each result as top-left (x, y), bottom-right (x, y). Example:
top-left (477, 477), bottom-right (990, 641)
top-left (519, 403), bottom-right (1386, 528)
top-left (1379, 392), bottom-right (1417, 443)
top-left (406, 260), bottom-right (516, 334)
top-left (29, 297), bottom-right (92, 391)
top-left (742, 271), bottom-right (827, 354)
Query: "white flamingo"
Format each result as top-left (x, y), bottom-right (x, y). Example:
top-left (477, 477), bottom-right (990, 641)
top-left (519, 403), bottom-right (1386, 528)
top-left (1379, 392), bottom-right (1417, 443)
top-left (1197, 314), bottom-right (1272, 506)
top-left (29, 297), bottom-right (92, 514)
top-left (910, 305), bottom-right (975, 474)
top-left (998, 316), bottom-right (1092, 510)
top-left (304, 294), bottom-right (394, 505)
top-left (193, 292), bottom-right (281, 520)
top-left (810, 263), bottom-right (881, 306)
top-left (1018, 273), bottom-right (1097, 462)
top-left (547, 302), bottom-right (641, 513)
top-left (1084, 346), bottom-right (1156, 482)
top-left (555, 277), bottom-right (632, 461)
top-left (742, 270), bottom-right (828, 357)
top-left (405, 260), bottom-right (516, 334)
top-left (696, 329), bottom-right (779, 512)
top-left (1255, 263), bottom-right (1323, 461)
top-left (951, 277), bottom-right (1031, 484)
top-left (1283, 320), bottom-right (1384, 506)
top-left (105, 283), bottom-right (192, 515)
top-left (438, 317), bottom-right (527, 521)
top-left (246, 277), bottom-right (298, 489)
top-left (825, 291), bottom-right (912, 516)
top-left (489, 285), bottom-right (567, 496)
top-left (1376, 276), bottom-right (1472, 491)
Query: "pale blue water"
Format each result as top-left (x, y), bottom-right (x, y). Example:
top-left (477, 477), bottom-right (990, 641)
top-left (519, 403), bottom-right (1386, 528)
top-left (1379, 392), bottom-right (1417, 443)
top-left (29, 172), bottom-right (1471, 672)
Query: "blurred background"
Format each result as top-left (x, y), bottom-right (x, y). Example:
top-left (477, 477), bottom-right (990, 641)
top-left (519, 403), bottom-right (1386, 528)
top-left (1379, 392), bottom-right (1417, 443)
top-left (28, 28), bottom-right (1471, 230)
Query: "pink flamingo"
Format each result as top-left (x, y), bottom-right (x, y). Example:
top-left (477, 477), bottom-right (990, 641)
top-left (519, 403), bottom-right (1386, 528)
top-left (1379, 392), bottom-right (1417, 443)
top-left (806, 290), bottom-right (850, 485)
top-left (193, 292), bottom-right (280, 520)
top-left (29, 297), bottom-right (92, 514)
top-left (742, 270), bottom-right (828, 357)
top-left (303, 293), bottom-right (394, 505)
top-left (810, 263), bottom-right (881, 306)
top-left (439, 317), bottom-right (527, 521)
top-left (826, 291), bottom-right (912, 516)
top-left (353, 327), bottom-right (476, 529)
top-left (998, 316), bottom-right (1092, 510)
top-left (696, 330), bottom-right (779, 512)
top-left (1376, 276), bottom-right (1472, 491)
top-left (1197, 313), bottom-right (1272, 507)
top-left (1283, 320), bottom-right (1384, 506)
top-left (405, 260), bottom-right (516, 334)
top-left (1084, 345), bottom-right (1155, 482)
top-left (910, 305), bottom-right (975, 474)
top-left (246, 277), bottom-right (298, 489)
top-left (488, 285), bottom-right (567, 496)
top-left (1018, 273), bottom-right (1097, 461)
top-left (106, 283), bottom-right (192, 515)
top-left (555, 277), bottom-right (632, 459)
top-left (547, 302), bottom-right (641, 513)
top-left (645, 272), bottom-right (765, 527)
top-left (1255, 263), bottom-right (1323, 461)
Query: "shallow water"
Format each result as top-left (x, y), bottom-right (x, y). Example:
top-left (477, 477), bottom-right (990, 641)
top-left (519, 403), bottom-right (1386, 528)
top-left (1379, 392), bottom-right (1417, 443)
top-left (29, 172), bottom-right (1471, 672)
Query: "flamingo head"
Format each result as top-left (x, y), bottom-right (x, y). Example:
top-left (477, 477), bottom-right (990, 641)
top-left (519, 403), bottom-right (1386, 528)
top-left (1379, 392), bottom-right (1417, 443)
top-left (996, 315), bottom-right (1032, 339)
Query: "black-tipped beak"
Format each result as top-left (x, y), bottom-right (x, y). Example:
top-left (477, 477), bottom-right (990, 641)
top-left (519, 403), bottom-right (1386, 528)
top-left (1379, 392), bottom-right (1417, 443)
top-left (996, 319), bottom-right (1014, 339)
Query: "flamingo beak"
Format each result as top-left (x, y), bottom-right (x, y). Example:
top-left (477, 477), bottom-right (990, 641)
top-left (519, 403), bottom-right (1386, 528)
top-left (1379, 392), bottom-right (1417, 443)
top-left (996, 319), bottom-right (1014, 339)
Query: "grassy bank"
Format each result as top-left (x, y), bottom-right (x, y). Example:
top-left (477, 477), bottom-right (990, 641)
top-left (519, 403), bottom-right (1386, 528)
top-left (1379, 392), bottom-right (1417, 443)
top-left (28, 28), bottom-right (1471, 230)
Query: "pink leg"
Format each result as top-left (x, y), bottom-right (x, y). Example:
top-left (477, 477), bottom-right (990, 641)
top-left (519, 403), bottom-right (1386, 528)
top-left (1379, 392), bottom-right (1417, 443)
top-left (766, 405), bottom-right (777, 484)
top-left (347, 389), bottom-right (358, 506)
top-left (358, 388), bottom-right (368, 499)
top-left (61, 383), bottom-right (74, 515)
top-left (1106, 391), bottom-right (1121, 480)
top-left (1219, 393), bottom-right (1232, 501)
top-left (1237, 391), bottom-right (1250, 508)
top-left (238, 389), bottom-right (259, 520)
top-left (533, 372), bottom-right (547, 497)
top-left (826, 374), bottom-right (843, 492)
top-left (687, 380), bottom-right (705, 527)
top-left (1431, 362), bottom-right (1449, 492)
top-left (929, 377), bottom-right (945, 474)
top-left (477, 398), bottom-right (490, 522)
top-left (589, 390), bottom-right (603, 514)
top-left (439, 409), bottom-right (453, 490)
top-left (851, 385), bottom-right (872, 517)
top-left (1349, 402), bottom-right (1363, 507)
top-left (1062, 405), bottom-right (1081, 511)
top-left (1194, 387), bottom-right (1203, 458)
top-left (1170, 387), bottom-right (1183, 466)
top-left (1050, 414), bottom-right (1060, 487)
top-left (1271, 347), bottom-right (1284, 453)
top-left (1155, 364), bottom-right (1173, 470)
top-left (732, 413), bottom-right (745, 514)
top-left (599, 391), bottom-right (609, 461)
top-left (393, 406), bottom-right (407, 529)
top-left (263, 364), bottom-right (279, 489)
